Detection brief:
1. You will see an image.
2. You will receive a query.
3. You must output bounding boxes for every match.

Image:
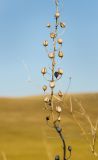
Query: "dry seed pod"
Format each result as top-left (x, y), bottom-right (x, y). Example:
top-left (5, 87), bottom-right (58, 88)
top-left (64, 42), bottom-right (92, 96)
top-left (44, 97), bottom-right (49, 103)
top-left (60, 22), bottom-right (66, 28)
top-left (50, 32), bottom-right (56, 39)
top-left (58, 116), bottom-right (61, 121)
top-left (58, 68), bottom-right (63, 75)
top-left (42, 85), bottom-right (47, 92)
top-left (58, 91), bottom-right (63, 97)
top-left (48, 52), bottom-right (55, 59)
top-left (43, 40), bottom-right (48, 47)
top-left (55, 12), bottom-right (60, 18)
top-left (50, 81), bottom-right (55, 88)
top-left (57, 38), bottom-right (63, 45)
top-left (58, 51), bottom-right (64, 58)
top-left (56, 106), bottom-right (62, 113)
top-left (41, 67), bottom-right (47, 75)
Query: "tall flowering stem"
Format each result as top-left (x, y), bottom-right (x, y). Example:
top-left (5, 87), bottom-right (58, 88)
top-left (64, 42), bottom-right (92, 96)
top-left (41, 1), bottom-right (72, 160)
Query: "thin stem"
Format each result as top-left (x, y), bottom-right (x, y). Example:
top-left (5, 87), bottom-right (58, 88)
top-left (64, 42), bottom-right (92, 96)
top-left (50, 0), bottom-right (59, 119)
top-left (54, 125), bottom-right (66, 160)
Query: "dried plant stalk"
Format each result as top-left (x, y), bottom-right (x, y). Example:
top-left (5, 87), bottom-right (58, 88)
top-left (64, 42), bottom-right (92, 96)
top-left (69, 95), bottom-right (98, 156)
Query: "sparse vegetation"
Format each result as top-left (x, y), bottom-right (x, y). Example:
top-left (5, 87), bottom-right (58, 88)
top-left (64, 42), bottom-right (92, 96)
top-left (0, 93), bottom-right (98, 160)
top-left (69, 95), bottom-right (98, 156)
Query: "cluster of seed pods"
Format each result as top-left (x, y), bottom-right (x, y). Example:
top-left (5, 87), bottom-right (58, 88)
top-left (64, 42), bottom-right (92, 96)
top-left (41, 0), bottom-right (66, 128)
top-left (41, 2), bottom-right (73, 160)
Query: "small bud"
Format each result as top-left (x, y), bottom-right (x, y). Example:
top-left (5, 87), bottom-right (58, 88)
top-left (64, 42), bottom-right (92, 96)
top-left (42, 85), bottom-right (47, 92)
top-left (41, 67), bottom-right (47, 75)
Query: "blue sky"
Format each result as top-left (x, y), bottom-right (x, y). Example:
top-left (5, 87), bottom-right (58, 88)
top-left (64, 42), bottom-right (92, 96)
top-left (0, 0), bottom-right (98, 97)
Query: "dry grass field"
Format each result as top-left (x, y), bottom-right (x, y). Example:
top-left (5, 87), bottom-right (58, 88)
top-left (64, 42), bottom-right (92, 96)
top-left (0, 93), bottom-right (98, 160)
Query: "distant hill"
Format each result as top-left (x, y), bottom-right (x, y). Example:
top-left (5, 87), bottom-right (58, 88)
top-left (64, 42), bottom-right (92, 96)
top-left (0, 93), bottom-right (98, 160)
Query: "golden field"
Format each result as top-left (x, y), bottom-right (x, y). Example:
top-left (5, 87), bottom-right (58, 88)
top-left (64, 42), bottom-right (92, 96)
top-left (0, 93), bottom-right (98, 160)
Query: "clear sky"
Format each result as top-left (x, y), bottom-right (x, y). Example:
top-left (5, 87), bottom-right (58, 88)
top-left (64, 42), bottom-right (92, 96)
top-left (0, 0), bottom-right (98, 97)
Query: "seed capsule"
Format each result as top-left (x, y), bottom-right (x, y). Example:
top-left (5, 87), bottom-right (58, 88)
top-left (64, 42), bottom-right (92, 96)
top-left (60, 22), bottom-right (66, 28)
top-left (58, 68), bottom-right (63, 75)
top-left (58, 51), bottom-right (64, 58)
top-left (56, 106), bottom-right (62, 113)
top-left (57, 38), bottom-right (63, 45)
top-left (48, 52), bottom-right (55, 59)
top-left (55, 12), bottom-right (60, 18)
top-left (44, 97), bottom-right (49, 103)
top-left (43, 40), bottom-right (48, 47)
top-left (42, 85), bottom-right (47, 92)
top-left (41, 67), bottom-right (47, 75)
top-left (50, 81), bottom-right (55, 88)
top-left (58, 91), bottom-right (63, 97)
top-left (50, 32), bottom-right (56, 39)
